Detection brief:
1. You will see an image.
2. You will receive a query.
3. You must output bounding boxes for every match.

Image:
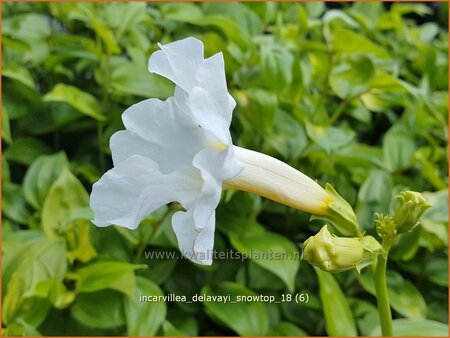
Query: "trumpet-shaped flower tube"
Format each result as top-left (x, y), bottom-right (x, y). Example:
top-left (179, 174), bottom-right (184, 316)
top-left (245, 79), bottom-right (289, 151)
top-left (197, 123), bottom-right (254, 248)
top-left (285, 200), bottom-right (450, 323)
top-left (90, 37), bottom-right (332, 265)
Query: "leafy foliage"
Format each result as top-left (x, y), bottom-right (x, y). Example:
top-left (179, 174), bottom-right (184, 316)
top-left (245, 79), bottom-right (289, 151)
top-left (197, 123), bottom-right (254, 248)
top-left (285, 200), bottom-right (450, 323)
top-left (2, 2), bottom-right (448, 336)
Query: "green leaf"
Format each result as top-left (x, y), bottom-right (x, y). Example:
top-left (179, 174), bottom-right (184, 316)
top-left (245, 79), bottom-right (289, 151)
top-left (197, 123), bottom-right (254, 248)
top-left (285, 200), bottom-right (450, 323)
top-left (305, 2), bottom-right (325, 18)
top-left (230, 230), bottom-right (299, 292)
top-left (358, 169), bottom-right (392, 204)
top-left (91, 17), bottom-right (121, 55)
top-left (23, 152), bottom-right (69, 210)
top-left (72, 290), bottom-right (125, 329)
top-left (306, 123), bottom-right (356, 155)
top-left (202, 282), bottom-right (270, 336)
top-left (269, 321), bottom-right (308, 336)
top-left (200, 17), bottom-right (253, 51)
top-left (389, 227), bottom-right (420, 261)
top-left (3, 319), bottom-right (42, 336)
top-left (2, 182), bottom-right (32, 224)
top-left (236, 261), bottom-right (285, 291)
top-left (2, 105), bottom-right (12, 144)
top-left (110, 57), bottom-right (174, 98)
top-left (162, 320), bottom-right (183, 336)
top-left (357, 269), bottom-right (427, 318)
top-left (421, 190), bottom-right (448, 224)
top-left (4, 137), bottom-right (51, 166)
top-left (3, 235), bottom-right (67, 291)
top-left (266, 110), bottom-right (307, 159)
top-left (237, 88), bottom-right (278, 131)
top-left (161, 3), bottom-right (203, 21)
top-left (331, 27), bottom-right (390, 59)
top-left (357, 169), bottom-right (393, 229)
top-left (280, 294), bottom-right (323, 334)
top-left (166, 309), bottom-right (199, 336)
top-left (315, 268), bottom-right (357, 336)
top-left (203, 2), bottom-right (263, 36)
top-left (369, 72), bottom-right (408, 92)
top-left (109, 3), bottom-right (147, 39)
top-left (329, 55), bottom-right (374, 99)
top-left (2, 235), bottom-right (66, 325)
top-left (425, 258), bottom-right (448, 287)
top-left (2, 273), bottom-right (26, 325)
top-left (349, 298), bottom-right (379, 336)
top-left (2, 156), bottom-right (11, 183)
top-left (41, 167), bottom-right (89, 236)
top-left (43, 84), bottom-right (105, 121)
top-left (371, 319), bottom-right (448, 336)
top-left (125, 276), bottom-right (166, 336)
top-left (3, 13), bottom-right (51, 40)
top-left (323, 10), bottom-right (359, 27)
top-left (76, 261), bottom-right (145, 299)
top-left (261, 44), bottom-right (294, 91)
top-left (382, 128), bottom-right (416, 172)
top-left (2, 63), bottom-right (35, 89)
top-left (66, 220), bottom-right (97, 263)
top-left (25, 279), bottom-right (75, 309)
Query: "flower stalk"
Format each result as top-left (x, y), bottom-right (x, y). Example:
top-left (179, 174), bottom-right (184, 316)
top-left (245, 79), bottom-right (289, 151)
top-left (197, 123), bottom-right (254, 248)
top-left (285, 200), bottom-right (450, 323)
top-left (373, 241), bottom-right (393, 336)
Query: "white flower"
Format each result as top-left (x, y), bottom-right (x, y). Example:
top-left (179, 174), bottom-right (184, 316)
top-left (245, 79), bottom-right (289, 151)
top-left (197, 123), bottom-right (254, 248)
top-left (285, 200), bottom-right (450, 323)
top-left (90, 37), bottom-right (331, 265)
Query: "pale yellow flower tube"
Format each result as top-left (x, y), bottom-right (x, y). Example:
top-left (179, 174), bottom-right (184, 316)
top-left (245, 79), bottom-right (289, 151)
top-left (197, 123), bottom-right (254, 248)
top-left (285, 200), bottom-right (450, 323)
top-left (223, 146), bottom-right (332, 215)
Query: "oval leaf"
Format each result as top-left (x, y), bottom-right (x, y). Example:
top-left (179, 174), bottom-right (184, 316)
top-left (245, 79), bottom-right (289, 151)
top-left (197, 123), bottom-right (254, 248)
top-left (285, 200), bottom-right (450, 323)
top-left (72, 290), bottom-right (125, 329)
top-left (371, 319), bottom-right (448, 336)
top-left (76, 261), bottom-right (145, 299)
top-left (23, 152), bottom-right (68, 210)
top-left (43, 84), bottom-right (105, 121)
top-left (125, 276), bottom-right (166, 336)
top-left (316, 268), bottom-right (357, 336)
top-left (41, 167), bottom-right (89, 237)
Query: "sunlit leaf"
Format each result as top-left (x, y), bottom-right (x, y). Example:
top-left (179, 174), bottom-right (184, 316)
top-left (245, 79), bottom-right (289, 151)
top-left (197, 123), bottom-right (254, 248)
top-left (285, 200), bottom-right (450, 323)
top-left (43, 84), bottom-right (105, 121)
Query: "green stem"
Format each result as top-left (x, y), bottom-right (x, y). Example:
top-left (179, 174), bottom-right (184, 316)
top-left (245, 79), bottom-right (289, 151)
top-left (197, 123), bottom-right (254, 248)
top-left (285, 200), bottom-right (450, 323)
top-left (373, 244), bottom-right (393, 336)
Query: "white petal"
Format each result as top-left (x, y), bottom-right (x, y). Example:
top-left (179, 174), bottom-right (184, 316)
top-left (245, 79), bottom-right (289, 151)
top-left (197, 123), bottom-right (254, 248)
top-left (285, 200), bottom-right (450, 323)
top-left (192, 154), bottom-right (222, 230)
top-left (187, 86), bottom-right (230, 144)
top-left (90, 155), bottom-right (200, 229)
top-left (171, 148), bottom-right (242, 266)
top-left (148, 37), bottom-right (204, 93)
top-left (172, 208), bottom-right (215, 266)
top-left (111, 97), bottom-right (205, 173)
top-left (195, 52), bottom-right (234, 125)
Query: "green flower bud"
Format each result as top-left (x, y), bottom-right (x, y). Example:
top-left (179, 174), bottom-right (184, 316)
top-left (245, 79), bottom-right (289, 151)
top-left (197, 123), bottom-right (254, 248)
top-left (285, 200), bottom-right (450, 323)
top-left (394, 191), bottom-right (430, 234)
top-left (301, 225), bottom-right (382, 273)
top-left (375, 213), bottom-right (397, 240)
top-left (310, 184), bottom-right (362, 237)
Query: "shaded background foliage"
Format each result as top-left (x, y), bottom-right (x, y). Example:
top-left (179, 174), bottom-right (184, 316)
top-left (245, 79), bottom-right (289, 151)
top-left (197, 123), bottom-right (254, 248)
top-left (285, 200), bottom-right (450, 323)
top-left (2, 2), bottom-right (448, 336)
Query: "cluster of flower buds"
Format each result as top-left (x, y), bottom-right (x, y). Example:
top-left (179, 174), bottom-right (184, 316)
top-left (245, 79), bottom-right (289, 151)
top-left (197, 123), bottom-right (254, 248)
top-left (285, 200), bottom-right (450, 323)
top-left (302, 191), bottom-right (430, 273)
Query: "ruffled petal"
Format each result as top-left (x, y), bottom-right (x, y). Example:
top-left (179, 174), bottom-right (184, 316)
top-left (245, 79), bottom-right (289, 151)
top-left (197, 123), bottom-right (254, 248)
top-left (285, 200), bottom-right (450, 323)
top-left (171, 148), bottom-right (238, 265)
top-left (187, 86), bottom-right (231, 144)
top-left (195, 52), bottom-right (234, 126)
top-left (148, 37), bottom-right (204, 93)
top-left (191, 148), bottom-right (242, 228)
top-left (172, 208), bottom-right (215, 266)
top-left (110, 97), bottom-right (205, 173)
top-left (90, 155), bottom-right (200, 229)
